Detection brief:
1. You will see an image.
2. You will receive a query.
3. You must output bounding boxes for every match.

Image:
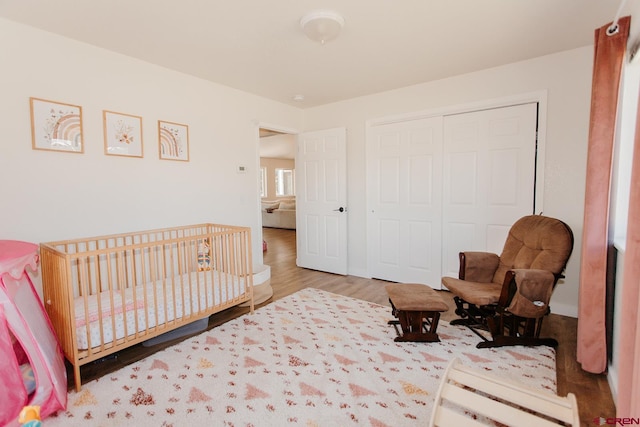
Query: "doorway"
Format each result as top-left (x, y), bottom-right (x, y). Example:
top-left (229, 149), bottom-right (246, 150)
top-left (257, 126), bottom-right (349, 276)
top-left (259, 127), bottom-right (297, 258)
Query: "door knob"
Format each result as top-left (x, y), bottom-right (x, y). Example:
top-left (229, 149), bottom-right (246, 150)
top-left (334, 207), bottom-right (346, 212)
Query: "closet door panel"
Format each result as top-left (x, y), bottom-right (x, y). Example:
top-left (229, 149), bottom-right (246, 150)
top-left (368, 117), bottom-right (443, 287)
top-left (442, 103), bottom-right (537, 278)
top-left (366, 102), bottom-right (538, 285)
top-left (448, 152), bottom-right (478, 205)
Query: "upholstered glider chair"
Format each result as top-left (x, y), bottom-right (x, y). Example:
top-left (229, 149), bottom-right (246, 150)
top-left (441, 215), bottom-right (574, 348)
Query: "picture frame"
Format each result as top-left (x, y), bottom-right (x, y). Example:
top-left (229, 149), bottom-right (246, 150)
top-left (30, 97), bottom-right (84, 153)
top-left (103, 110), bottom-right (143, 157)
top-left (158, 120), bottom-right (189, 161)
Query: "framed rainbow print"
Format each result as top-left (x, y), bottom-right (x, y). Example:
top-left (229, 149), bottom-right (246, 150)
top-left (158, 120), bottom-right (189, 161)
top-left (30, 97), bottom-right (84, 153)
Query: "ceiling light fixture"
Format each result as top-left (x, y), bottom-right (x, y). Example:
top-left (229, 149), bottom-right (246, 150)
top-left (293, 94), bottom-right (305, 102)
top-left (300, 10), bottom-right (344, 45)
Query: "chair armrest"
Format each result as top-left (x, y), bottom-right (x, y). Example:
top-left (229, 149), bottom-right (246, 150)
top-left (504, 269), bottom-right (555, 318)
top-left (459, 252), bottom-right (500, 282)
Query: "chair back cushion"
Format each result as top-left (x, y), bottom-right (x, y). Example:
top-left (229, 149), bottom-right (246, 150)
top-left (493, 215), bottom-right (573, 285)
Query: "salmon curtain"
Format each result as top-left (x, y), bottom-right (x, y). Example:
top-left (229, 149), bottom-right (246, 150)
top-left (577, 16), bottom-right (630, 374)
top-left (616, 84), bottom-right (640, 418)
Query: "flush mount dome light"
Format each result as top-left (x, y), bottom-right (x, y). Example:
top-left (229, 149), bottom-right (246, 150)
top-left (300, 10), bottom-right (344, 44)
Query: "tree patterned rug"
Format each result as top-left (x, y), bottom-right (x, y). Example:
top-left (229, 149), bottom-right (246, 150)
top-left (46, 288), bottom-right (556, 426)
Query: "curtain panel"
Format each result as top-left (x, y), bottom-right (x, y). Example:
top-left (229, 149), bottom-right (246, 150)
top-left (577, 16), bottom-right (630, 374)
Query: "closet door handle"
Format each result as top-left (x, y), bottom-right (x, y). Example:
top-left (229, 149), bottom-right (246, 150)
top-left (333, 207), bottom-right (346, 212)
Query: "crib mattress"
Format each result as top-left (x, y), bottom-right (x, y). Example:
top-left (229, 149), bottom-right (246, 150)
top-left (74, 270), bottom-right (246, 350)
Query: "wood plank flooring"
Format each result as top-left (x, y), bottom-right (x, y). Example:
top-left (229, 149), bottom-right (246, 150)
top-left (77, 227), bottom-right (616, 426)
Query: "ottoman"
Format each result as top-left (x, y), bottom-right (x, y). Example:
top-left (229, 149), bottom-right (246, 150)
top-left (386, 283), bottom-right (449, 342)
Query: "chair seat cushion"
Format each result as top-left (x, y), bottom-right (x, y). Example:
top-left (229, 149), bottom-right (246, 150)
top-left (385, 283), bottom-right (449, 312)
top-left (441, 277), bottom-right (503, 306)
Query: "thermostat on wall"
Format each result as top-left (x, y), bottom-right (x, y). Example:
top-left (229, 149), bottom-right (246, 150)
top-left (237, 165), bottom-right (246, 174)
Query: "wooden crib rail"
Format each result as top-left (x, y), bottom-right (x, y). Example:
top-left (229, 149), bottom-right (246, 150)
top-left (40, 223), bottom-right (253, 391)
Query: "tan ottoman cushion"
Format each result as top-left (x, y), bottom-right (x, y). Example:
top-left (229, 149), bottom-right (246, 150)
top-left (385, 283), bottom-right (449, 312)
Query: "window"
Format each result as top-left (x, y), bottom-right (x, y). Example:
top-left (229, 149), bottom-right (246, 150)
top-left (259, 167), bottom-right (267, 197)
top-left (275, 168), bottom-right (295, 196)
top-left (612, 57), bottom-right (640, 250)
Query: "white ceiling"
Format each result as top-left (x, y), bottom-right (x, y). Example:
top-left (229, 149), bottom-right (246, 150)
top-left (260, 133), bottom-right (296, 159)
top-left (0, 1), bottom-right (629, 108)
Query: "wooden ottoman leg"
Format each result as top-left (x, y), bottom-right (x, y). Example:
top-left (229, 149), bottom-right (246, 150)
top-left (426, 312), bottom-right (441, 334)
top-left (393, 310), bottom-right (441, 343)
top-left (385, 283), bottom-right (448, 343)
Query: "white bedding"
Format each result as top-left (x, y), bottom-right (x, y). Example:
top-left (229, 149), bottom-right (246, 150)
top-left (74, 270), bottom-right (246, 350)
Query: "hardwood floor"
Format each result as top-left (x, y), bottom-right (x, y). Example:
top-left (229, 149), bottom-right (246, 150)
top-left (78, 227), bottom-right (616, 426)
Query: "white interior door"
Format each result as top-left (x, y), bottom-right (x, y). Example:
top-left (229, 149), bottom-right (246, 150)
top-left (296, 127), bottom-right (348, 275)
top-left (368, 117), bottom-right (444, 287)
top-left (441, 103), bottom-right (538, 277)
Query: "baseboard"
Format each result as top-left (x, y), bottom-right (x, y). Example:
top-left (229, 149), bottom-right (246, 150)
top-left (607, 363), bottom-right (618, 404)
top-left (550, 301), bottom-right (578, 318)
top-left (347, 267), bottom-right (369, 279)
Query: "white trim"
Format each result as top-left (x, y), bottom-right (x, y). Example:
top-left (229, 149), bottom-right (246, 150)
top-left (535, 94), bottom-right (548, 215)
top-left (607, 364), bottom-right (619, 404)
top-left (254, 121), bottom-right (300, 136)
top-left (368, 90), bottom-right (548, 127)
top-left (549, 301), bottom-right (578, 318)
top-left (254, 121), bottom-right (300, 266)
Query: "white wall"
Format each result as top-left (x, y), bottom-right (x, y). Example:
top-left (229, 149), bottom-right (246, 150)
top-left (303, 46), bottom-right (594, 317)
top-left (1, 17), bottom-right (600, 317)
top-left (0, 18), bottom-right (303, 271)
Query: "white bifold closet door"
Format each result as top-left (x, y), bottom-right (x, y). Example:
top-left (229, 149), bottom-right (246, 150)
top-left (441, 103), bottom-right (538, 278)
top-left (367, 117), bottom-right (444, 286)
top-left (368, 103), bottom-right (538, 288)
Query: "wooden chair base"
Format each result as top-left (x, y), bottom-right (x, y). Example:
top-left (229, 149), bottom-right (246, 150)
top-left (477, 335), bottom-right (558, 348)
top-left (474, 312), bottom-right (558, 348)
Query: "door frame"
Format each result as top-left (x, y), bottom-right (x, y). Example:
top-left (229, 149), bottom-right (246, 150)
top-left (365, 90), bottom-right (548, 279)
top-left (254, 122), bottom-right (300, 266)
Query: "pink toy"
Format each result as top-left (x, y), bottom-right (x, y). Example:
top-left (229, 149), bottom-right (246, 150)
top-left (0, 241), bottom-right (66, 426)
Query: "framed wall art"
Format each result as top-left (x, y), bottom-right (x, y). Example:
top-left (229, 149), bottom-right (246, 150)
top-left (103, 110), bottom-right (143, 157)
top-left (158, 120), bottom-right (189, 161)
top-left (30, 97), bottom-right (84, 153)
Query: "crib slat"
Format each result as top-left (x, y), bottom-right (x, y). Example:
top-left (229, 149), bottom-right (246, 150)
top-left (40, 223), bottom-right (254, 391)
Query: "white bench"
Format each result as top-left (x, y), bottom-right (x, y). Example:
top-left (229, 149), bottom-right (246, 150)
top-left (429, 358), bottom-right (580, 427)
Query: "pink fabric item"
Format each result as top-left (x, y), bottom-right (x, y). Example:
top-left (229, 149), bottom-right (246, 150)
top-left (0, 240), bottom-right (39, 280)
top-left (577, 16), bottom-right (630, 374)
top-left (0, 308), bottom-right (28, 426)
top-left (74, 289), bottom-right (145, 327)
top-left (0, 240), bottom-right (67, 425)
top-left (616, 79), bottom-right (640, 418)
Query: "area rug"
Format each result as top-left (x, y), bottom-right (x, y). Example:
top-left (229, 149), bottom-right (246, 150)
top-left (46, 288), bottom-right (556, 426)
